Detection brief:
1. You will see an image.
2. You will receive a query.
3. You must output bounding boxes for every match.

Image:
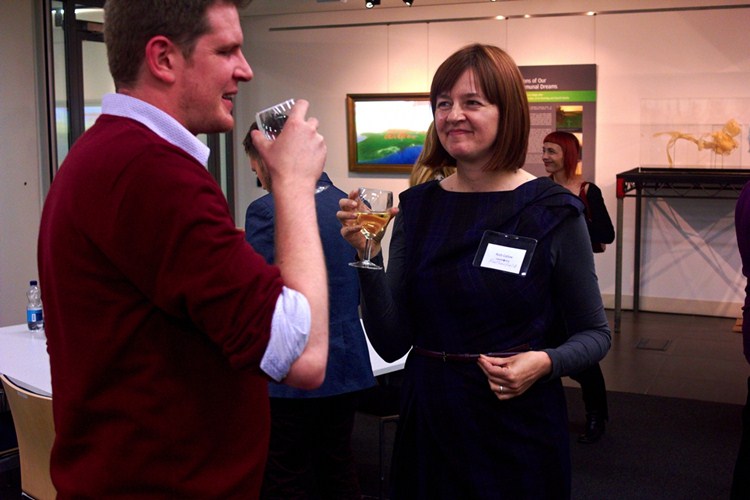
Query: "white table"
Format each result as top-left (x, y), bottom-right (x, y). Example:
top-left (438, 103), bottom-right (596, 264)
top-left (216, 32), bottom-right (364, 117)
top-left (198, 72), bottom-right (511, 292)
top-left (0, 320), bottom-right (403, 394)
top-left (0, 323), bottom-right (52, 396)
top-left (362, 320), bottom-right (407, 377)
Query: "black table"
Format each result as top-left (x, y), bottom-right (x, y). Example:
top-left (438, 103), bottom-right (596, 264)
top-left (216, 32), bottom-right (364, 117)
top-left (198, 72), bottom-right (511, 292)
top-left (614, 167), bottom-right (750, 332)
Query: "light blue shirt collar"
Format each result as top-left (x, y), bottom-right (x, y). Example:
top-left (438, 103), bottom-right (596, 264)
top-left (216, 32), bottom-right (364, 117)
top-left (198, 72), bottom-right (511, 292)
top-left (101, 93), bottom-right (211, 167)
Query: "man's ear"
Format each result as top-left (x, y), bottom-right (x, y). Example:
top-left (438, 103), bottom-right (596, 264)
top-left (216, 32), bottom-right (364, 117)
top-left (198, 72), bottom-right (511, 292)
top-left (143, 36), bottom-right (179, 84)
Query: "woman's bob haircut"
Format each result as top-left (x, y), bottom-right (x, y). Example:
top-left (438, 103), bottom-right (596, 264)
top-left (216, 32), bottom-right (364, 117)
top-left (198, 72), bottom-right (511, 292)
top-left (422, 44), bottom-right (530, 173)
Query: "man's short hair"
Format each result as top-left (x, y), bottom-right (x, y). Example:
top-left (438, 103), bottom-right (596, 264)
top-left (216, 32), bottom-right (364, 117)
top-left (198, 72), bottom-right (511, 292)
top-left (242, 122), bottom-right (261, 160)
top-left (104, 0), bottom-right (252, 89)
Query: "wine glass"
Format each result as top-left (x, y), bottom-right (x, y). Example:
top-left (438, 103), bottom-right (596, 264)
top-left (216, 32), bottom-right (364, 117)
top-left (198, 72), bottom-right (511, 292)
top-left (255, 98), bottom-right (295, 140)
top-left (349, 187), bottom-right (394, 270)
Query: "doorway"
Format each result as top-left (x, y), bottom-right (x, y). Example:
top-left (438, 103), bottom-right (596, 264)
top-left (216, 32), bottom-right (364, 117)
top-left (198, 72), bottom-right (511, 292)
top-left (43, 0), bottom-right (236, 220)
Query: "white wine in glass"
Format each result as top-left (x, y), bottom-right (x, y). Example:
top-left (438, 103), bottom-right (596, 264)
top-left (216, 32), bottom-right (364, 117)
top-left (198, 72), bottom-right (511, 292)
top-left (349, 188), bottom-right (393, 270)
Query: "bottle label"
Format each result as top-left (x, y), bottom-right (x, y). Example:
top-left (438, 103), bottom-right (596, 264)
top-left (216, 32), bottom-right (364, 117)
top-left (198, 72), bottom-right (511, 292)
top-left (27, 308), bottom-right (43, 323)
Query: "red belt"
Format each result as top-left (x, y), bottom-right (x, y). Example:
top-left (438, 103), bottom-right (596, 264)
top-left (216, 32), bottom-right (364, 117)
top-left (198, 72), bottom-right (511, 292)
top-left (412, 343), bottom-right (531, 363)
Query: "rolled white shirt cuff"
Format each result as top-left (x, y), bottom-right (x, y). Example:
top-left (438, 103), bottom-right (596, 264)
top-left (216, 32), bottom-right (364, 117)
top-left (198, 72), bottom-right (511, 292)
top-left (260, 286), bottom-right (311, 382)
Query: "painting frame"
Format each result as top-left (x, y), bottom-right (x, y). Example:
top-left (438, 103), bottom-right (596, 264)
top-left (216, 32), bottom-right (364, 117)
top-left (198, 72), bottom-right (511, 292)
top-left (346, 92), bottom-right (432, 174)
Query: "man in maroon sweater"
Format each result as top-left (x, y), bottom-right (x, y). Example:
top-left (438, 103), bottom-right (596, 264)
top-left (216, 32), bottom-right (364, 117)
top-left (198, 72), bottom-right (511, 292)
top-left (37, 0), bottom-right (329, 497)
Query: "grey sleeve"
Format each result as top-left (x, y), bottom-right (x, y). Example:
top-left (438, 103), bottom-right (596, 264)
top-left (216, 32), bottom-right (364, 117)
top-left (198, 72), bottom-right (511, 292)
top-left (542, 214), bottom-right (612, 379)
top-left (357, 211), bottom-right (414, 362)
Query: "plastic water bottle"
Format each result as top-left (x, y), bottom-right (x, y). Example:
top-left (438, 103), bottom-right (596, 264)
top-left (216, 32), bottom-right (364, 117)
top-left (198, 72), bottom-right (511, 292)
top-left (26, 280), bottom-right (44, 331)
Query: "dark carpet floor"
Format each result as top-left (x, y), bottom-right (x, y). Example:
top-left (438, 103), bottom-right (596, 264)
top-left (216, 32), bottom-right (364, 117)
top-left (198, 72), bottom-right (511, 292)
top-left (0, 387), bottom-right (742, 499)
top-left (353, 386), bottom-right (744, 499)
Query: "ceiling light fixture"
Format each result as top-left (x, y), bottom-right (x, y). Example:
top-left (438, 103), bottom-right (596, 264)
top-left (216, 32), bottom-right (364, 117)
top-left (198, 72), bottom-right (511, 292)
top-left (365, 0), bottom-right (380, 8)
top-left (403, 0), bottom-right (414, 5)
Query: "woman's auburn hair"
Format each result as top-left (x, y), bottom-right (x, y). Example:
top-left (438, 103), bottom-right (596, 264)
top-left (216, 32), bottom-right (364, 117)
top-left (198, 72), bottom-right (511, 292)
top-left (422, 44), bottom-right (530, 172)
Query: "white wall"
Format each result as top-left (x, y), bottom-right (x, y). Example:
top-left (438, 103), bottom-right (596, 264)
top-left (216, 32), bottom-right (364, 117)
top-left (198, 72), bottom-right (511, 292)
top-left (0, 1), bottom-right (44, 327)
top-left (237, 1), bottom-right (750, 317)
top-left (1, 1), bottom-right (748, 327)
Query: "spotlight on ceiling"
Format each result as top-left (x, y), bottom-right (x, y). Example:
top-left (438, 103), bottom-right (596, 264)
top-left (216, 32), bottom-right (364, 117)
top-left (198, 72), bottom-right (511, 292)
top-left (365, 0), bottom-right (380, 8)
top-left (403, 0), bottom-right (414, 5)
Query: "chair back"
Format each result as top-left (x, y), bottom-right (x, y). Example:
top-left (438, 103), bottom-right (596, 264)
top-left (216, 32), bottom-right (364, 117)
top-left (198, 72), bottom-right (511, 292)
top-left (0, 374), bottom-right (56, 500)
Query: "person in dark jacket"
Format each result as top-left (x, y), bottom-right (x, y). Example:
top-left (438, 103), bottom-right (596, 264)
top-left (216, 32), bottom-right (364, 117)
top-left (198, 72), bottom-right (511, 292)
top-left (732, 181), bottom-right (750, 499)
top-left (543, 130), bottom-right (615, 443)
top-left (244, 122), bottom-right (376, 499)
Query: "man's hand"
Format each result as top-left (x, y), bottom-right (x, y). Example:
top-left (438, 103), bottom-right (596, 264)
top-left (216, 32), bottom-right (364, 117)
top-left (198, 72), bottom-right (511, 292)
top-left (251, 99), bottom-right (326, 194)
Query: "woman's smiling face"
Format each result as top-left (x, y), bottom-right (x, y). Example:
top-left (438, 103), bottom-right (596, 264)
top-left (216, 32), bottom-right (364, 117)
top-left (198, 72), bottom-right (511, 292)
top-left (434, 69), bottom-right (499, 167)
top-left (542, 142), bottom-right (565, 176)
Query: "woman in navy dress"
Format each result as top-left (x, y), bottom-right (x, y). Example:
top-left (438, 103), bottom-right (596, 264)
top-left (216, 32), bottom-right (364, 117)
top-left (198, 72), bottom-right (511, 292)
top-left (338, 44), bottom-right (611, 499)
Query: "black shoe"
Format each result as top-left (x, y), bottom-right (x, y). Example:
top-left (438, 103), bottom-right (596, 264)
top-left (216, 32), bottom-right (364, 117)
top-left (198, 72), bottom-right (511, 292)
top-left (577, 414), bottom-right (606, 444)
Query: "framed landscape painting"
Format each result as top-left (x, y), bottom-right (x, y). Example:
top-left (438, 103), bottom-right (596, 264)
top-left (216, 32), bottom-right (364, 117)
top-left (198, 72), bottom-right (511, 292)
top-left (346, 93), bottom-right (432, 174)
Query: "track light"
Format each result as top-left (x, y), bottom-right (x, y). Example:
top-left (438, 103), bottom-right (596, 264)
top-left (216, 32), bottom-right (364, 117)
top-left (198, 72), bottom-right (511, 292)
top-left (365, 0), bottom-right (380, 8)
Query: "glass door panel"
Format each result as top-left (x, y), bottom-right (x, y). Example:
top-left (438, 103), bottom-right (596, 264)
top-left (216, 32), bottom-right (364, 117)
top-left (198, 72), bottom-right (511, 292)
top-left (45, 0), bottom-right (235, 222)
top-left (82, 39), bottom-right (112, 131)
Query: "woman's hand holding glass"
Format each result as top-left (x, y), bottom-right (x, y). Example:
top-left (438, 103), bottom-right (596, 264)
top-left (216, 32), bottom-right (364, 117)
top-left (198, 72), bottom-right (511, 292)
top-left (338, 188), bottom-right (399, 270)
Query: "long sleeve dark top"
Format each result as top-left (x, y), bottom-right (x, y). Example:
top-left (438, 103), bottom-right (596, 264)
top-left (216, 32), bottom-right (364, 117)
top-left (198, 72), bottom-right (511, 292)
top-left (357, 180), bottom-right (611, 379)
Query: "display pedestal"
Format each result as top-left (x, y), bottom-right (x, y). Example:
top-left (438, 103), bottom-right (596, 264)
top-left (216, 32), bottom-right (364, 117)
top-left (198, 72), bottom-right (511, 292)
top-left (614, 166), bottom-right (750, 332)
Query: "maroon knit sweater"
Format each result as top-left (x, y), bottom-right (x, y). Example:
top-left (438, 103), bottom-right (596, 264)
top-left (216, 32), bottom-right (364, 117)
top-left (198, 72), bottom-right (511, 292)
top-left (39, 115), bottom-right (283, 498)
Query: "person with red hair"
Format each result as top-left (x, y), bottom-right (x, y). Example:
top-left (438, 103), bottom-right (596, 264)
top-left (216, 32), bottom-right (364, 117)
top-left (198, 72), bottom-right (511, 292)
top-left (543, 131), bottom-right (614, 253)
top-left (543, 130), bottom-right (615, 443)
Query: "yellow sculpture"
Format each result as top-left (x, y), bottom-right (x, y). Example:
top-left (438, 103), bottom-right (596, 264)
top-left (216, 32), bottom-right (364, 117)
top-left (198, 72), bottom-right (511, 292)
top-left (654, 118), bottom-right (741, 167)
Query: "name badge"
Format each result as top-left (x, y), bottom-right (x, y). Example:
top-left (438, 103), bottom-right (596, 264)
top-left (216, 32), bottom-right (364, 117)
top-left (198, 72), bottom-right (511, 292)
top-left (472, 231), bottom-right (537, 276)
